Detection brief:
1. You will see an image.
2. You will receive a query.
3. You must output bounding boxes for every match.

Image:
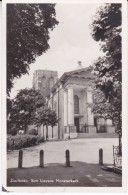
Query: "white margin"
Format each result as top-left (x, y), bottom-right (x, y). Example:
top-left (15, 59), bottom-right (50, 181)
top-left (1, 0), bottom-right (128, 193)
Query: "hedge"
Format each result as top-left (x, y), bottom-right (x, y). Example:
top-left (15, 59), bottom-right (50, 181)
top-left (7, 134), bottom-right (44, 151)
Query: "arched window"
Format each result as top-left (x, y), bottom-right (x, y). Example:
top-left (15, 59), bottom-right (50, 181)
top-left (42, 76), bottom-right (46, 88)
top-left (49, 77), bottom-right (54, 89)
top-left (74, 95), bottom-right (79, 114)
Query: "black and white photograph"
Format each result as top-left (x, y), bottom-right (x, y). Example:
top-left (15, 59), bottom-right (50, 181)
top-left (1, 0), bottom-right (128, 193)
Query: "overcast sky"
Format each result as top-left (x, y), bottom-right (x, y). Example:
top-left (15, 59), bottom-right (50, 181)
top-left (10, 3), bottom-right (104, 99)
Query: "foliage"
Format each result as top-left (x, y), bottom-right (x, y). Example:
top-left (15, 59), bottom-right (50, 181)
top-left (34, 106), bottom-right (51, 127)
top-left (7, 4), bottom-right (58, 96)
top-left (90, 4), bottom-right (122, 136)
top-left (48, 110), bottom-right (58, 127)
top-left (34, 106), bottom-right (57, 140)
top-left (7, 98), bottom-right (13, 116)
top-left (34, 106), bottom-right (57, 126)
top-left (48, 109), bottom-right (58, 138)
top-left (9, 88), bottom-right (45, 133)
top-left (29, 129), bottom-right (38, 136)
top-left (92, 87), bottom-right (121, 135)
top-left (7, 134), bottom-right (44, 150)
top-left (7, 124), bottom-right (18, 136)
top-left (92, 88), bottom-right (112, 119)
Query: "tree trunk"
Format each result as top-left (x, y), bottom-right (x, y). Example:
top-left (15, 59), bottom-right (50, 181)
top-left (118, 135), bottom-right (122, 155)
top-left (52, 126), bottom-right (53, 138)
top-left (24, 124), bottom-right (28, 134)
top-left (46, 124), bottom-right (48, 141)
top-left (43, 125), bottom-right (44, 139)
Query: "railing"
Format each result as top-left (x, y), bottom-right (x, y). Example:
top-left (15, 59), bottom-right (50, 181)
top-left (79, 124), bottom-right (88, 133)
top-left (113, 145), bottom-right (122, 168)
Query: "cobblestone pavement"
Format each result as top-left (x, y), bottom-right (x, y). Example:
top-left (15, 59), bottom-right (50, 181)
top-left (7, 138), bottom-right (121, 187)
top-left (7, 138), bottom-right (118, 168)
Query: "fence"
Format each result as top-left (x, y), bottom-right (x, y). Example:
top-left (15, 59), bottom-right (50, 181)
top-left (113, 145), bottom-right (122, 168)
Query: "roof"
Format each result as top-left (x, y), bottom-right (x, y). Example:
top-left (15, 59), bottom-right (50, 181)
top-left (50, 66), bottom-right (95, 93)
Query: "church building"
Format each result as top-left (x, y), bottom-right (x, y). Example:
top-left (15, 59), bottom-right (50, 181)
top-left (33, 63), bottom-right (115, 139)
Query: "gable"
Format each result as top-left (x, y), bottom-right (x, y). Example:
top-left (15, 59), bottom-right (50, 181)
top-left (67, 67), bottom-right (96, 80)
top-left (50, 66), bottom-right (96, 93)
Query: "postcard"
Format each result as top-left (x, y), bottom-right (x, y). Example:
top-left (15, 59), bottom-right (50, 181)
top-left (1, 0), bottom-right (128, 193)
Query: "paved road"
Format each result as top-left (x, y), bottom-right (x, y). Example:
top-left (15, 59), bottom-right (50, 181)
top-left (7, 138), bottom-right (118, 168)
top-left (7, 162), bottom-right (121, 187)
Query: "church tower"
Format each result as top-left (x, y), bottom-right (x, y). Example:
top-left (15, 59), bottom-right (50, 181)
top-left (33, 70), bottom-right (58, 97)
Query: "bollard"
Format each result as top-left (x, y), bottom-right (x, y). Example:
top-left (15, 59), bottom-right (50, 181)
top-left (18, 150), bottom-right (23, 168)
top-left (65, 149), bottom-right (70, 167)
top-left (99, 148), bottom-right (103, 165)
top-left (40, 150), bottom-right (44, 167)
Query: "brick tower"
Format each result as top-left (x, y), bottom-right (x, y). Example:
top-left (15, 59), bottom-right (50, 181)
top-left (33, 70), bottom-right (58, 97)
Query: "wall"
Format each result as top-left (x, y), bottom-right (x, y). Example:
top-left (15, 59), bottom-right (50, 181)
top-left (58, 87), bottom-right (64, 139)
top-left (38, 125), bottom-right (58, 140)
top-left (47, 86), bottom-right (64, 139)
top-left (33, 70), bottom-right (58, 97)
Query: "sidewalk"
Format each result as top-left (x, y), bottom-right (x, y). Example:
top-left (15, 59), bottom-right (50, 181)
top-left (7, 161), bottom-right (122, 187)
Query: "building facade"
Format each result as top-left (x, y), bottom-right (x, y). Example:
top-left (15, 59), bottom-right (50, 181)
top-left (33, 69), bottom-right (58, 97)
top-left (37, 66), bottom-right (115, 139)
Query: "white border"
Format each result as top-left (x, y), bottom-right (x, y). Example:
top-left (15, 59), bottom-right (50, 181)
top-left (0, 1), bottom-right (2, 194)
top-left (1, 0), bottom-right (128, 193)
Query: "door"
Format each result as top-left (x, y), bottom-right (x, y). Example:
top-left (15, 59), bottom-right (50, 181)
top-left (74, 118), bottom-right (80, 133)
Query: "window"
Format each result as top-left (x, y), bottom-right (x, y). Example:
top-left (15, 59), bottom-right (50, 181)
top-left (42, 76), bottom-right (46, 88)
top-left (38, 76), bottom-right (42, 82)
top-left (49, 77), bottom-right (54, 89)
top-left (37, 77), bottom-right (42, 89)
top-left (74, 95), bottom-right (79, 114)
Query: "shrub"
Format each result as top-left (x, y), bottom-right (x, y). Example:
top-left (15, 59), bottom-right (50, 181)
top-left (29, 129), bottom-right (38, 135)
top-left (7, 134), bottom-right (44, 150)
top-left (37, 136), bottom-right (44, 143)
top-left (8, 126), bottom-right (18, 136)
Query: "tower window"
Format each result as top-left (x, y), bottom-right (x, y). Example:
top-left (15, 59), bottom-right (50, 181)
top-left (49, 77), bottom-right (54, 89)
top-left (42, 76), bottom-right (46, 88)
top-left (38, 77), bottom-right (42, 82)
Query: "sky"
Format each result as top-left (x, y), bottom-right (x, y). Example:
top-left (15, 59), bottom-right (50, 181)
top-left (10, 3), bottom-right (104, 99)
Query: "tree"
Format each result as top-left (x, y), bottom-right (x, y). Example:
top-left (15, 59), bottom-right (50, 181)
top-left (7, 4), bottom-right (58, 96)
top-left (34, 106), bottom-right (49, 140)
top-left (49, 110), bottom-right (58, 138)
top-left (90, 4), bottom-right (122, 137)
top-left (7, 98), bottom-right (13, 117)
top-left (91, 88), bottom-right (112, 119)
top-left (34, 106), bottom-right (57, 140)
top-left (9, 88), bottom-right (45, 133)
top-left (92, 87), bottom-right (121, 131)
top-left (92, 86), bottom-right (121, 154)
